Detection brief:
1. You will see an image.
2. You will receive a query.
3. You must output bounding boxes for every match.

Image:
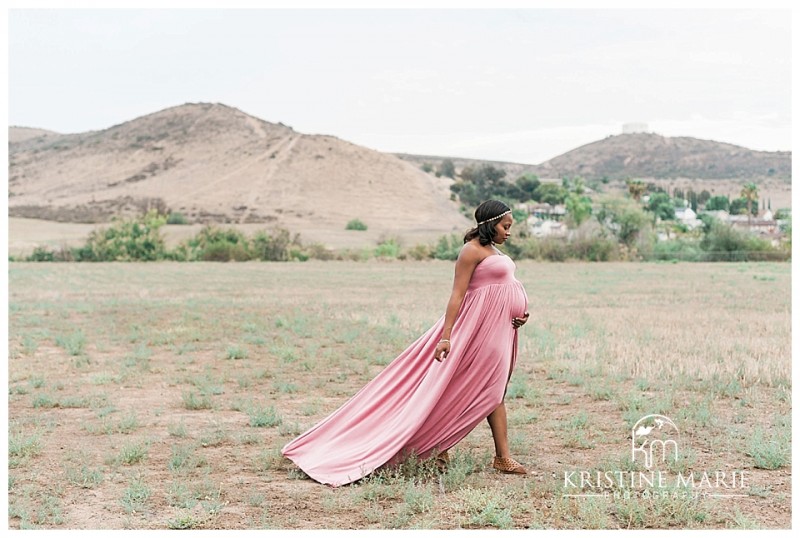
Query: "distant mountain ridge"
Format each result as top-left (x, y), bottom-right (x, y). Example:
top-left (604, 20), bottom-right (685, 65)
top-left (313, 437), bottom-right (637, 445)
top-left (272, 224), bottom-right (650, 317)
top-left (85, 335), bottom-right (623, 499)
top-left (396, 133), bottom-right (790, 181)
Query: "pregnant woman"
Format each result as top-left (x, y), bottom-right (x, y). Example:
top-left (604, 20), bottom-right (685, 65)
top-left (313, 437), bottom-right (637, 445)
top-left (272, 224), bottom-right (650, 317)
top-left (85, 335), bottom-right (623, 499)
top-left (282, 199), bottom-right (530, 486)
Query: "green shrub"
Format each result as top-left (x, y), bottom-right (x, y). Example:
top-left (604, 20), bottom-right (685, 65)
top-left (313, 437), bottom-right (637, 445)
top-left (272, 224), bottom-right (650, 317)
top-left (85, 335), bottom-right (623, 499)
top-left (118, 441), bottom-right (149, 465)
top-left (176, 225), bottom-right (250, 261)
top-left (166, 212), bottom-right (189, 225)
top-left (65, 464), bottom-right (103, 489)
top-left (247, 404), bottom-right (282, 427)
top-left (251, 228), bottom-right (294, 261)
top-left (746, 426), bottom-right (790, 469)
top-left (26, 246), bottom-right (56, 262)
top-left (374, 238), bottom-right (400, 259)
top-left (167, 226), bottom-right (300, 262)
top-left (55, 330), bottom-right (86, 356)
top-left (700, 221), bottom-right (787, 261)
top-left (406, 244), bottom-right (432, 260)
top-left (507, 234), bottom-right (622, 262)
top-left (182, 391), bottom-right (213, 410)
top-left (651, 239), bottom-right (706, 262)
top-left (433, 233), bottom-right (462, 260)
top-left (226, 345), bottom-right (248, 360)
top-left (345, 219), bottom-right (368, 231)
top-left (201, 242), bottom-right (250, 262)
top-left (289, 248), bottom-right (309, 261)
top-left (571, 236), bottom-right (618, 261)
top-left (78, 210), bottom-right (168, 261)
top-left (502, 236), bottom-right (538, 259)
top-left (439, 159), bottom-right (455, 178)
top-left (120, 477), bottom-right (150, 513)
top-left (25, 245), bottom-right (77, 262)
top-left (595, 196), bottom-right (651, 247)
top-left (538, 237), bottom-right (569, 261)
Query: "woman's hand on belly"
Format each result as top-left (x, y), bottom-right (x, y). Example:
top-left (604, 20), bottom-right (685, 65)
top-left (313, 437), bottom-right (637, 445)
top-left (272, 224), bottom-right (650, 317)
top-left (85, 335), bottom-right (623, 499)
top-left (512, 311), bottom-right (530, 330)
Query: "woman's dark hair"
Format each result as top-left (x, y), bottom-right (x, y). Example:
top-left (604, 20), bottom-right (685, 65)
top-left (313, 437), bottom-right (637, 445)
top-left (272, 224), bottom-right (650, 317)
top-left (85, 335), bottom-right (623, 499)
top-left (463, 200), bottom-right (512, 246)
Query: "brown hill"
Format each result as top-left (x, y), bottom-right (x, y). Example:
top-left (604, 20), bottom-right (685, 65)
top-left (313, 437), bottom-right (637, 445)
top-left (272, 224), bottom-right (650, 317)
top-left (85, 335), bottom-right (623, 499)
top-left (535, 133), bottom-right (790, 180)
top-left (397, 133), bottom-right (791, 182)
top-left (9, 103), bottom-right (470, 246)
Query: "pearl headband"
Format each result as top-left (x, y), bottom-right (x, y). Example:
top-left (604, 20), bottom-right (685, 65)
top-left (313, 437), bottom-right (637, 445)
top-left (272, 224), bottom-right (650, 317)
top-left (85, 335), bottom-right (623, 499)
top-left (476, 209), bottom-right (511, 226)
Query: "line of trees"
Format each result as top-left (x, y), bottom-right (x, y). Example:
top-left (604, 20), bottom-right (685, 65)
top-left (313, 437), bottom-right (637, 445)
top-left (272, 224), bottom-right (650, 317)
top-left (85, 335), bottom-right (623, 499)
top-left (629, 179), bottom-right (767, 219)
top-left (449, 164), bottom-right (552, 207)
top-left (15, 207), bottom-right (789, 264)
top-left (444, 164), bottom-right (788, 262)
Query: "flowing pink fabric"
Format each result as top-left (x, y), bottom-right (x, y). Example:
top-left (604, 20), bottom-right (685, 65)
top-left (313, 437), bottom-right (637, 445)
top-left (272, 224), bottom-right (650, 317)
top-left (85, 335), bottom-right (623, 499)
top-left (281, 254), bottom-right (528, 487)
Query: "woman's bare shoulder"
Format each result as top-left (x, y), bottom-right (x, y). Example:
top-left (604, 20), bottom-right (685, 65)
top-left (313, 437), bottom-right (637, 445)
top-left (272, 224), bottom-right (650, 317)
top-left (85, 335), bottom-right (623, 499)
top-left (458, 240), bottom-right (485, 264)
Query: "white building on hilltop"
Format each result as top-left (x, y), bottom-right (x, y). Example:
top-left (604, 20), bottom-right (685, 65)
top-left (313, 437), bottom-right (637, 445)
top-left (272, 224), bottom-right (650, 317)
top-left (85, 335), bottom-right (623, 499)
top-left (622, 122), bottom-right (649, 134)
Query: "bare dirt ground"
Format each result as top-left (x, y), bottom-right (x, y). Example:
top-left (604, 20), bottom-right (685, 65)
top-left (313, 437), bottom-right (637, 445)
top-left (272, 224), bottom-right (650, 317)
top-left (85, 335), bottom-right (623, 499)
top-left (7, 260), bottom-right (791, 529)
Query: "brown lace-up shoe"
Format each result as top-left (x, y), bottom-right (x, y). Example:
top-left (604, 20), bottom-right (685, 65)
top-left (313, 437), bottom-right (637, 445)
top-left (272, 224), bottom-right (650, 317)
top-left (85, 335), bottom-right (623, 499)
top-left (492, 456), bottom-right (528, 475)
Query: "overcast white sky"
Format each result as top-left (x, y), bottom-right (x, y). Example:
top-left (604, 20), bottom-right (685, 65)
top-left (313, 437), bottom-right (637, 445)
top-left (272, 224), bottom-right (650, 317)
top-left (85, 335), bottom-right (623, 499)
top-left (7, 7), bottom-right (792, 164)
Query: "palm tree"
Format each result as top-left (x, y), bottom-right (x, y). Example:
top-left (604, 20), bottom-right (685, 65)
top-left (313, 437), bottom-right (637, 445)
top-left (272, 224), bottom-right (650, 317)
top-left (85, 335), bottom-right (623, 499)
top-left (740, 182), bottom-right (759, 226)
top-left (626, 179), bottom-right (647, 202)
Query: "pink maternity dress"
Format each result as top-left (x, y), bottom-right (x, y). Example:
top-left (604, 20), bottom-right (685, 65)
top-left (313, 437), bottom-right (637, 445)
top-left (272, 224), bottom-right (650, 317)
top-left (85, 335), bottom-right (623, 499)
top-left (281, 253), bottom-right (528, 486)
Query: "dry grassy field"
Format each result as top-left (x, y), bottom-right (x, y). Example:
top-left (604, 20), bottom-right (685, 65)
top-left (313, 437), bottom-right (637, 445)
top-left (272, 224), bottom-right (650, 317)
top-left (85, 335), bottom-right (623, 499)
top-left (7, 260), bottom-right (791, 529)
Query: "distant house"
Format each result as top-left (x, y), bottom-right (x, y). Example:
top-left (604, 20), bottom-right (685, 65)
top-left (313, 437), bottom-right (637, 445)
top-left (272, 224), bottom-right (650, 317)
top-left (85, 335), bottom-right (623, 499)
top-left (526, 203), bottom-right (566, 217)
top-left (528, 203), bottom-right (554, 217)
top-left (675, 206), bottom-right (702, 230)
top-left (702, 210), bottom-right (730, 222)
top-left (721, 210), bottom-right (781, 235)
top-left (675, 207), bottom-right (696, 220)
top-left (528, 217), bottom-right (567, 238)
top-left (695, 208), bottom-right (785, 244)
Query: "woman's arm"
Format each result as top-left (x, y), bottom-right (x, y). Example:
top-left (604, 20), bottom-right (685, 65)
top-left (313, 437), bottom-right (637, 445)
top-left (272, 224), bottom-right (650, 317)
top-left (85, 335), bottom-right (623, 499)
top-left (434, 245), bottom-right (481, 361)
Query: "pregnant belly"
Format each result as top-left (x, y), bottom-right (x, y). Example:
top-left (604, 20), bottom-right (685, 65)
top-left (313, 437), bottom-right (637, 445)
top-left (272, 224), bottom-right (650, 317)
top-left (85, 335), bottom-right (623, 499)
top-left (509, 281), bottom-right (529, 318)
